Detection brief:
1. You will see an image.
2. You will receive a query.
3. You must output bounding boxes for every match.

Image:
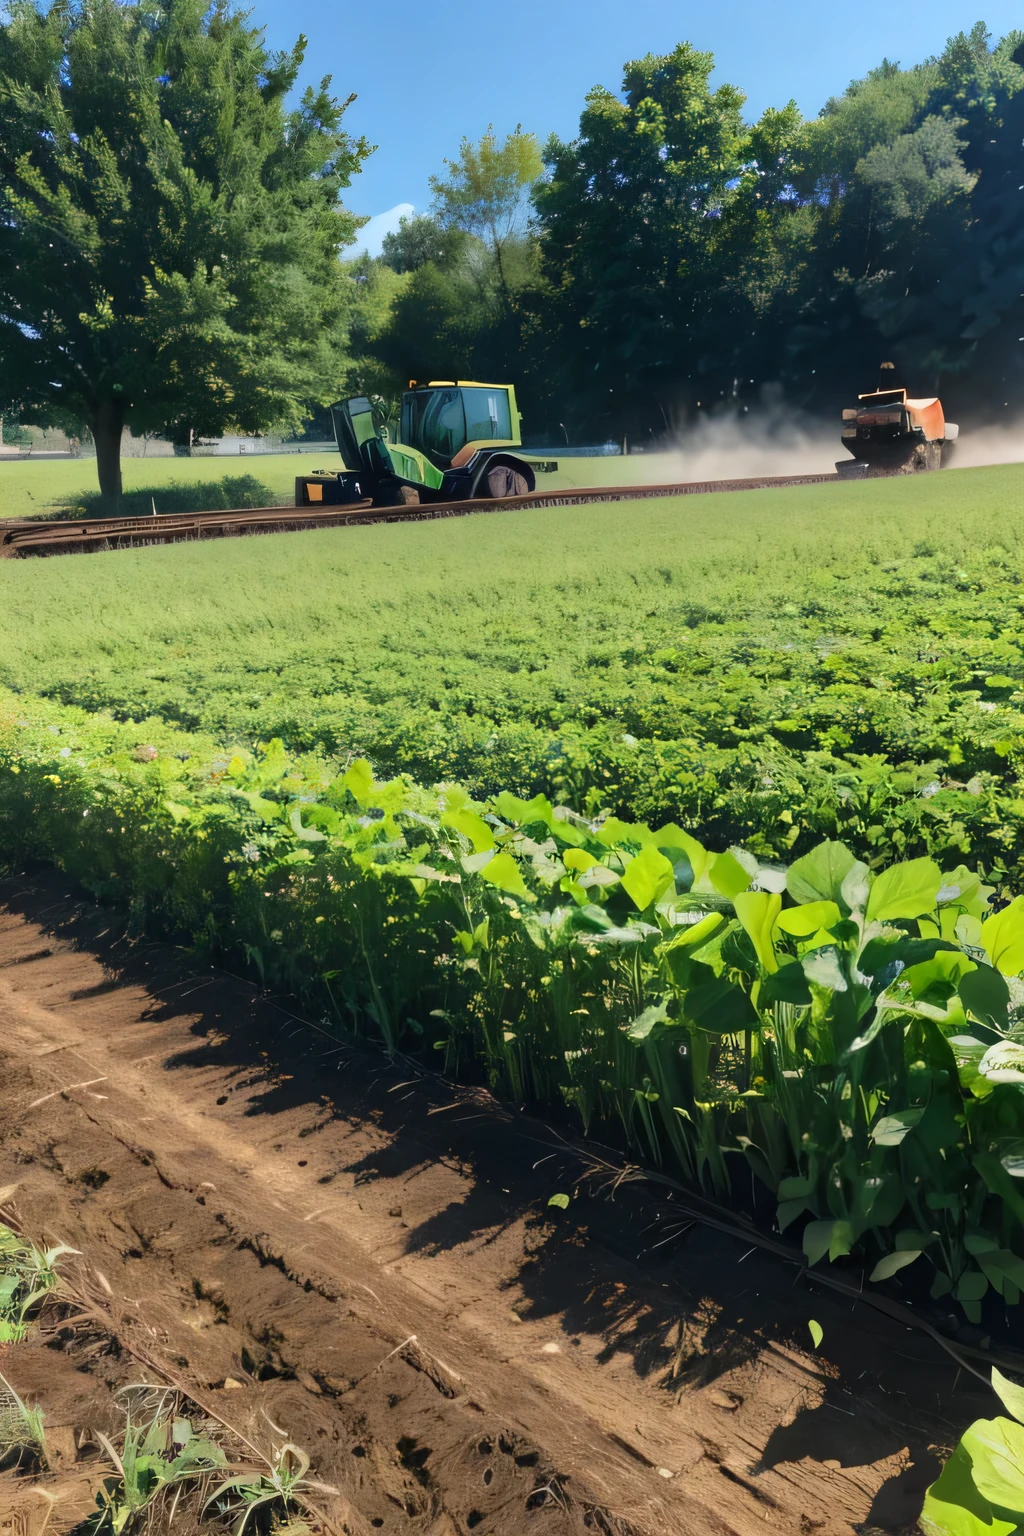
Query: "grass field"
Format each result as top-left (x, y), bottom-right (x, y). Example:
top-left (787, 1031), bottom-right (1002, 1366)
top-left (0, 448), bottom-right (690, 521)
top-left (3, 462), bottom-right (1024, 875)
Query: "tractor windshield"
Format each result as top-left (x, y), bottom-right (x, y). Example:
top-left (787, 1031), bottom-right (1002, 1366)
top-left (401, 386), bottom-right (513, 465)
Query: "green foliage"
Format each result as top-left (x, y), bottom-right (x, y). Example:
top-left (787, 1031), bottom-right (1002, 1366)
top-left (0, 1220), bottom-right (76, 1343)
top-left (534, 41), bottom-right (784, 433)
top-left (0, 1371), bottom-right (46, 1465)
top-left (380, 214), bottom-right (468, 275)
top-left (923, 1369), bottom-right (1024, 1536)
top-left (52, 475), bottom-right (275, 521)
top-left (4, 469), bottom-right (1024, 883)
top-left (91, 1389), bottom-right (226, 1533)
top-left (205, 1440), bottom-right (338, 1533)
top-left (0, 0), bottom-right (369, 497)
top-left (3, 693), bottom-right (1024, 1318)
top-left (430, 125), bottom-right (543, 272)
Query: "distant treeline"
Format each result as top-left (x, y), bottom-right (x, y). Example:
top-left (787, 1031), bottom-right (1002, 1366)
top-left (347, 24), bottom-right (1024, 444)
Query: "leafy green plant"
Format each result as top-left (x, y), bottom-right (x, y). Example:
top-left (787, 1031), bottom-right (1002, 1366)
top-left (0, 1370), bottom-right (46, 1466)
top-left (0, 1220), bottom-right (78, 1341)
top-left (3, 468), bottom-right (1024, 883)
top-left (205, 1440), bottom-right (338, 1534)
top-left (3, 698), bottom-right (1024, 1319)
top-left (91, 1387), bottom-right (226, 1533)
top-left (922, 1368), bottom-right (1024, 1536)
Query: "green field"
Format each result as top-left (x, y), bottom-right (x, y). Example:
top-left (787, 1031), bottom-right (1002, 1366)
top-left (3, 463), bottom-right (1024, 877)
top-left (4, 460), bottom-right (1024, 1329)
top-left (0, 448), bottom-right (686, 521)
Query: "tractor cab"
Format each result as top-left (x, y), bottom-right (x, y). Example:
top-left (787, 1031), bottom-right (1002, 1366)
top-left (306, 381), bottom-right (535, 508)
top-left (399, 382), bottom-right (522, 469)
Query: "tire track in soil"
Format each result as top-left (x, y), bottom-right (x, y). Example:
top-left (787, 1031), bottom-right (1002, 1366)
top-left (0, 874), bottom-right (989, 1534)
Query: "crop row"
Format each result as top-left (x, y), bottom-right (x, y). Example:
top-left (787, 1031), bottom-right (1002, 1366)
top-left (2, 686), bottom-right (1023, 1322)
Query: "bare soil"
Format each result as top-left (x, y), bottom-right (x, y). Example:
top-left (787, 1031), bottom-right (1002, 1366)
top-left (0, 873), bottom-right (993, 1535)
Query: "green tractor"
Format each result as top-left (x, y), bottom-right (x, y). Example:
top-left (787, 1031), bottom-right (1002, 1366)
top-left (296, 381), bottom-right (537, 508)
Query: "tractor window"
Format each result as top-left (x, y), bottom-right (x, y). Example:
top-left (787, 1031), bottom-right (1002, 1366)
top-left (413, 389), bottom-right (467, 460)
top-left (462, 388), bottom-right (511, 442)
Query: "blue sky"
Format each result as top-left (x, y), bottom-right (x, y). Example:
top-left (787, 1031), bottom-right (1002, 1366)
top-left (253, 0), bottom-right (1024, 253)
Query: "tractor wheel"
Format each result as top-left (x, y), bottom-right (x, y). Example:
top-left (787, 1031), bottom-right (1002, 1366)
top-left (483, 464), bottom-right (530, 499)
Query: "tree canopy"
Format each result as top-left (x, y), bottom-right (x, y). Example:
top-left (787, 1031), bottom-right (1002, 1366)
top-left (352, 25), bottom-right (1024, 446)
top-left (0, 0), bottom-right (368, 497)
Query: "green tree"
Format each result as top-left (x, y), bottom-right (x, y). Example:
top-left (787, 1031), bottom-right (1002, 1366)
top-left (785, 24), bottom-right (1024, 418)
top-left (360, 131), bottom-right (550, 435)
top-left (380, 214), bottom-right (466, 274)
top-left (429, 125), bottom-right (542, 299)
top-left (533, 43), bottom-right (807, 436)
top-left (0, 0), bottom-right (368, 501)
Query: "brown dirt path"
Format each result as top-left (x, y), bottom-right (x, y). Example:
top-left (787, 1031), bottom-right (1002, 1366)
top-left (0, 875), bottom-right (989, 1534)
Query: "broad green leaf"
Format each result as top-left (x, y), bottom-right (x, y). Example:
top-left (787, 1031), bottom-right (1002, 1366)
top-left (982, 897), bottom-right (1024, 977)
top-left (626, 1000), bottom-right (671, 1042)
top-left (921, 1443), bottom-right (1012, 1536)
top-left (974, 1249), bottom-right (1024, 1296)
top-left (344, 758), bottom-right (375, 807)
top-left (866, 857), bottom-right (942, 922)
top-left (778, 1198), bottom-right (811, 1230)
top-left (443, 807), bottom-right (495, 852)
top-left (240, 791), bottom-right (281, 824)
top-left (859, 936), bottom-right (957, 980)
top-left (621, 845), bottom-right (675, 910)
top-left (808, 1319), bottom-right (823, 1349)
top-left (660, 913), bottom-right (724, 954)
top-left (801, 946), bottom-right (848, 993)
top-left (870, 1249), bottom-right (923, 1282)
top-left (955, 1270), bottom-right (989, 1302)
top-left (871, 1108), bottom-right (925, 1146)
top-left (492, 790), bottom-right (555, 831)
top-left (761, 960), bottom-right (813, 1007)
top-left (163, 799), bottom-right (191, 824)
top-left (786, 841), bottom-right (857, 906)
top-left (734, 891), bottom-right (782, 973)
top-left (991, 1368), bottom-right (1024, 1427)
top-left (652, 823), bottom-right (708, 881)
top-left (959, 965), bottom-right (1010, 1030)
top-left (803, 1219), bottom-right (854, 1265)
top-left (961, 1417), bottom-right (1024, 1512)
top-left (840, 859), bottom-right (872, 915)
top-left (547, 1193), bottom-right (570, 1209)
top-left (775, 901), bottom-right (840, 938)
top-left (478, 851), bottom-right (531, 899)
top-left (682, 974), bottom-right (758, 1034)
top-left (707, 849), bottom-right (752, 899)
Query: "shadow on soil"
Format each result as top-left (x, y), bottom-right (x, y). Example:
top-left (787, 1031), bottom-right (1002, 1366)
top-left (0, 870), bottom-right (987, 1532)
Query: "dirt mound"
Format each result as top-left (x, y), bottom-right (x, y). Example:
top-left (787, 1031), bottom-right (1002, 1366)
top-left (0, 873), bottom-right (991, 1533)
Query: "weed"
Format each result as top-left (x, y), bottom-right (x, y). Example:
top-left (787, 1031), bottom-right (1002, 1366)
top-left (0, 1371), bottom-right (46, 1467)
top-left (90, 1386), bottom-right (226, 1533)
top-left (205, 1439), bottom-right (339, 1534)
top-left (0, 1220), bottom-right (78, 1342)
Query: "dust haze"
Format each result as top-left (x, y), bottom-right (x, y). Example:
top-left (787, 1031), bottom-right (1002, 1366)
top-left (623, 406), bottom-right (1024, 482)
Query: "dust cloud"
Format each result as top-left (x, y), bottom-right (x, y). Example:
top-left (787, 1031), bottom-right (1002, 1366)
top-left (946, 421), bottom-right (1024, 469)
top-left (657, 407), bottom-right (838, 481)
top-left (625, 407), bottom-right (1024, 482)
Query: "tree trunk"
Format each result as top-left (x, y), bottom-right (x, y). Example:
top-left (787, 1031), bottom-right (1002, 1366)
top-left (91, 400), bottom-right (126, 503)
